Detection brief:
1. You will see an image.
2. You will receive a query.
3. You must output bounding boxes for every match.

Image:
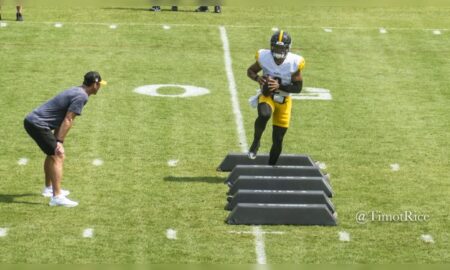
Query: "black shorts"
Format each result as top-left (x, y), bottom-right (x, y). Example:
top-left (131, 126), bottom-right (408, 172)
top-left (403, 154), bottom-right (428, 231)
top-left (24, 119), bottom-right (57, 156)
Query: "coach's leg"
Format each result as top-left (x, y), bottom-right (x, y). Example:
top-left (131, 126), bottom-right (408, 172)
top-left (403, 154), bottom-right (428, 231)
top-left (46, 153), bottom-right (64, 196)
top-left (269, 125), bottom-right (288, 165)
top-left (249, 103), bottom-right (272, 157)
top-left (44, 156), bottom-right (52, 188)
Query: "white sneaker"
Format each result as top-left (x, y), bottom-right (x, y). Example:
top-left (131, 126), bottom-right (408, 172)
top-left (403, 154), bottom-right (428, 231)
top-left (42, 187), bottom-right (70, 197)
top-left (248, 152), bottom-right (257, 160)
top-left (49, 195), bottom-right (78, 207)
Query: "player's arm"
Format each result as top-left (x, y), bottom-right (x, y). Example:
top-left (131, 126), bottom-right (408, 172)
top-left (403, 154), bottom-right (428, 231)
top-left (247, 62), bottom-right (266, 87)
top-left (54, 111), bottom-right (77, 144)
top-left (278, 70), bottom-right (303, 93)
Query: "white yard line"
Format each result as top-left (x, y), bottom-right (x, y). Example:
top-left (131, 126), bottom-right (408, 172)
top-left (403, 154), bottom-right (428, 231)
top-left (219, 26), bottom-right (248, 152)
top-left (253, 226), bottom-right (267, 264)
top-left (220, 26), bottom-right (270, 264)
top-left (92, 158), bottom-right (104, 166)
top-left (19, 21), bottom-right (449, 32)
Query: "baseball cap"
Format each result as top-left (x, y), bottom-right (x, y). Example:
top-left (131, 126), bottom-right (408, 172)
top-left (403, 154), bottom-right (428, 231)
top-left (83, 71), bottom-right (107, 86)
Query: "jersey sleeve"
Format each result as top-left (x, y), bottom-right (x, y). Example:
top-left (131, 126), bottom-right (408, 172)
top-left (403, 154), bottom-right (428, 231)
top-left (298, 57), bottom-right (305, 72)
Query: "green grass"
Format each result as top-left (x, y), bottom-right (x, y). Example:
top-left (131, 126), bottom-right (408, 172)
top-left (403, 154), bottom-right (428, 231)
top-left (0, 4), bottom-right (449, 263)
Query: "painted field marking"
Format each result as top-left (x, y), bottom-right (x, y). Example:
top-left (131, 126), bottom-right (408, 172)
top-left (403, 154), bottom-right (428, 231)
top-left (420, 234), bottom-right (434, 243)
top-left (390, 163), bottom-right (400, 171)
top-left (92, 159), bottom-right (104, 166)
top-left (271, 27), bottom-right (279, 32)
top-left (253, 226), bottom-right (267, 264)
top-left (54, 23), bottom-right (63, 28)
top-left (166, 228), bottom-right (177, 240)
top-left (323, 28), bottom-right (333, 33)
top-left (315, 161), bottom-right (327, 170)
top-left (163, 25), bottom-right (171, 30)
top-left (0, 22), bottom-right (8, 27)
top-left (0, 228), bottom-right (8, 237)
top-left (339, 231), bottom-right (350, 242)
top-left (291, 87), bottom-right (332, 100)
top-left (219, 26), bottom-right (248, 151)
top-left (134, 84), bottom-right (210, 98)
top-left (379, 28), bottom-right (387, 34)
top-left (17, 21), bottom-right (450, 32)
top-left (433, 30), bottom-right (441, 35)
top-left (109, 24), bottom-right (117, 29)
top-left (167, 159), bottom-right (179, 167)
top-left (18, 158), bottom-right (29, 166)
top-left (83, 228), bottom-right (94, 238)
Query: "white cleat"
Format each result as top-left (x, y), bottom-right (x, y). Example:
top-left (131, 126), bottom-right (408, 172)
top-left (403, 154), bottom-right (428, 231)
top-left (49, 195), bottom-right (78, 207)
top-left (248, 152), bottom-right (257, 160)
top-left (42, 187), bottom-right (70, 197)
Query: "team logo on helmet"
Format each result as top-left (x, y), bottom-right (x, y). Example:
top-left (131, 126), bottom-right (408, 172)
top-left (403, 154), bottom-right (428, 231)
top-left (270, 30), bottom-right (292, 60)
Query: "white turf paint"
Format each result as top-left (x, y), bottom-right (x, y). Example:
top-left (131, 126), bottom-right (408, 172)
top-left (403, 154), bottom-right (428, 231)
top-left (229, 230), bottom-right (285, 235)
top-left (271, 27), bottom-right (279, 32)
top-left (17, 158), bottom-right (29, 166)
top-left (92, 159), bottom-right (104, 166)
top-left (167, 159), bottom-right (179, 167)
top-left (421, 234), bottom-right (435, 244)
top-left (134, 84), bottom-right (210, 98)
top-left (163, 25), bottom-right (171, 30)
top-left (109, 24), bottom-right (117, 29)
top-left (390, 163), bottom-right (400, 171)
top-left (379, 28), bottom-right (387, 34)
top-left (433, 30), bottom-right (442, 35)
top-left (323, 28), bottom-right (333, 33)
top-left (315, 161), bottom-right (327, 170)
top-left (221, 26), bottom-right (269, 264)
top-left (54, 23), bottom-right (63, 28)
top-left (253, 226), bottom-right (267, 264)
top-left (82, 228), bottom-right (94, 238)
top-left (0, 228), bottom-right (8, 237)
top-left (339, 231), bottom-right (350, 242)
top-left (166, 229), bottom-right (177, 240)
top-left (0, 22), bottom-right (8, 27)
top-left (17, 21), bottom-right (450, 32)
top-left (219, 26), bottom-right (248, 152)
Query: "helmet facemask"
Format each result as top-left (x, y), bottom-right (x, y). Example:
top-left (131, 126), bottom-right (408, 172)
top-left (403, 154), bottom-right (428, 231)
top-left (271, 42), bottom-right (290, 60)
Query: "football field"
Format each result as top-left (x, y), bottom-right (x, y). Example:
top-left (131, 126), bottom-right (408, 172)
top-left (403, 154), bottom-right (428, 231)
top-left (0, 2), bottom-right (449, 263)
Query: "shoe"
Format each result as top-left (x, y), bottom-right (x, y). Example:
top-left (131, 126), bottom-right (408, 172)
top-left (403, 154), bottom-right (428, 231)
top-left (49, 195), bottom-right (78, 207)
top-left (16, 12), bottom-right (23, 21)
top-left (42, 187), bottom-right (70, 198)
top-left (171, 6), bottom-right (178, 11)
top-left (150, 6), bottom-right (161, 12)
top-left (214, 6), bottom-right (221, 13)
top-left (248, 141), bottom-right (260, 159)
top-left (195, 6), bottom-right (209, 12)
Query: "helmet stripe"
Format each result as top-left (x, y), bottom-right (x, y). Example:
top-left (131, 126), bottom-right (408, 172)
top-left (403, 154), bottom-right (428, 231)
top-left (278, 30), bottom-right (284, 42)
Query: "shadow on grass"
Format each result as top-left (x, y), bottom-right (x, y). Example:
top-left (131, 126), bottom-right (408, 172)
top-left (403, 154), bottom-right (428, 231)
top-left (164, 176), bottom-right (225, 184)
top-left (0, 193), bottom-right (41, 205)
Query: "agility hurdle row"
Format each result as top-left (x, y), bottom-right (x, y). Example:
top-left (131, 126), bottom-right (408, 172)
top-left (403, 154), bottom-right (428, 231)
top-left (219, 153), bottom-right (337, 226)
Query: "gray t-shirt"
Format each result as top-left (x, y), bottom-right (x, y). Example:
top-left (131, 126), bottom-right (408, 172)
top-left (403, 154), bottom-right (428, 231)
top-left (26, 86), bottom-right (88, 129)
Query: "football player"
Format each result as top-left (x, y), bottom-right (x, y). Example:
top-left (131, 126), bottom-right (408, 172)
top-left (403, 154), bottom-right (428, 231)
top-left (247, 30), bottom-right (305, 165)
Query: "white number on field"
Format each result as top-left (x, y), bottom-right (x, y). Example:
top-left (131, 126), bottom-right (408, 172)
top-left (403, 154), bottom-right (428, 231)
top-left (133, 84), bottom-right (210, 98)
top-left (291, 87), bottom-right (332, 100)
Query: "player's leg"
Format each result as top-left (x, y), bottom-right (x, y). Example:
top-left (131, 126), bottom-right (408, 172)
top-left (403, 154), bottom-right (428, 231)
top-left (268, 125), bottom-right (288, 165)
top-left (248, 102), bottom-right (272, 159)
top-left (269, 96), bottom-right (292, 165)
